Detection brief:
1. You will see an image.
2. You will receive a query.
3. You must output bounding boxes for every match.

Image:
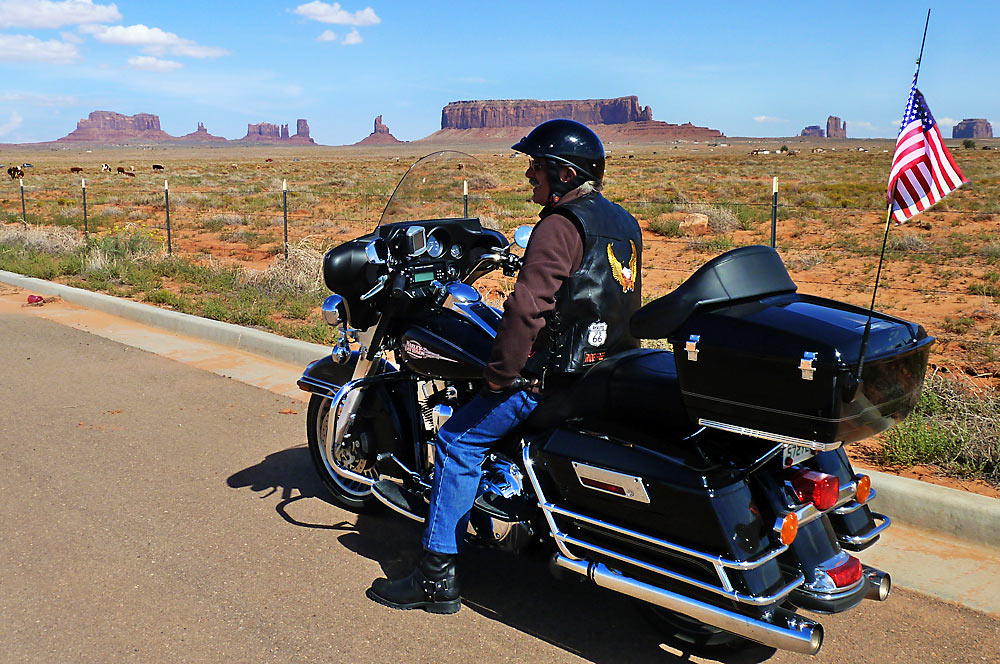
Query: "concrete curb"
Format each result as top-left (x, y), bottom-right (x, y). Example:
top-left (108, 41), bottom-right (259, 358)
top-left (0, 270), bottom-right (330, 367)
top-left (2, 270), bottom-right (998, 549)
top-left (867, 469), bottom-right (1000, 549)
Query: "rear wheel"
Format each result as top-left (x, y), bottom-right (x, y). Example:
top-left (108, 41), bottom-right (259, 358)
top-left (306, 393), bottom-right (379, 512)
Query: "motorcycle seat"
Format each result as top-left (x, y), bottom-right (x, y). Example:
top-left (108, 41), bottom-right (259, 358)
top-left (525, 348), bottom-right (696, 447)
top-left (630, 245), bottom-right (797, 340)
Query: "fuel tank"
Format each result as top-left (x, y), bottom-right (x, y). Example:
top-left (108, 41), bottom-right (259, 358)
top-left (399, 303), bottom-right (500, 379)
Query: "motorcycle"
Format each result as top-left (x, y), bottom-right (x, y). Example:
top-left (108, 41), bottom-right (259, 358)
top-left (297, 151), bottom-right (932, 655)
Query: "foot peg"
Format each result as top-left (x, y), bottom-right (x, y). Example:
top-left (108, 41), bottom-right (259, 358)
top-left (472, 492), bottom-right (525, 522)
top-left (372, 479), bottom-right (428, 522)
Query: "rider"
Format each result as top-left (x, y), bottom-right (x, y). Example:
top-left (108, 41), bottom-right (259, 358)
top-left (367, 118), bottom-right (643, 614)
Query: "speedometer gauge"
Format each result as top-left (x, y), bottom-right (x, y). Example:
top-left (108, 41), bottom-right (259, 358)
top-left (449, 243), bottom-right (464, 259)
top-left (426, 234), bottom-right (444, 258)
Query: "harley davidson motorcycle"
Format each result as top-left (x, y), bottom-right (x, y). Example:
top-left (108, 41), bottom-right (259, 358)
top-left (297, 151), bottom-right (932, 655)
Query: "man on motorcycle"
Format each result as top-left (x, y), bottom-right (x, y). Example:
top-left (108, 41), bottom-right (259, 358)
top-left (367, 119), bottom-right (643, 613)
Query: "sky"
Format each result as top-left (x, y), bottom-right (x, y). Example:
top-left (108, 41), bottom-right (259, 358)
top-left (0, 1), bottom-right (997, 145)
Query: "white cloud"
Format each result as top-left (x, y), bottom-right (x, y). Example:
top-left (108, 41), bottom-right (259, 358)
top-left (938, 117), bottom-right (956, 127)
top-left (849, 121), bottom-right (876, 130)
top-left (292, 2), bottom-right (380, 26)
top-left (317, 29), bottom-right (338, 41)
top-left (60, 31), bottom-right (85, 44)
top-left (0, 111), bottom-right (24, 137)
top-left (0, 91), bottom-right (79, 106)
top-left (0, 0), bottom-right (120, 29)
top-left (753, 115), bottom-right (786, 124)
top-left (0, 34), bottom-right (79, 64)
top-left (81, 24), bottom-right (229, 58)
top-left (342, 28), bottom-right (362, 45)
top-left (128, 55), bottom-right (182, 72)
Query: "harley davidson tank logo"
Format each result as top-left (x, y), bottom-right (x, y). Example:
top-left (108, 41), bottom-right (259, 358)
top-left (403, 339), bottom-right (452, 362)
top-left (587, 321), bottom-right (608, 346)
top-left (607, 240), bottom-right (637, 293)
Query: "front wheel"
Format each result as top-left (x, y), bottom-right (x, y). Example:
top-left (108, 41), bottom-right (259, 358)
top-left (306, 393), bottom-right (379, 512)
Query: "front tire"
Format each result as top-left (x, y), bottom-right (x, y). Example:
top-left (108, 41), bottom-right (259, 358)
top-left (306, 393), bottom-right (379, 512)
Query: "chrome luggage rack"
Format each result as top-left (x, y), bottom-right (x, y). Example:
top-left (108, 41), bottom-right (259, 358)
top-left (522, 446), bottom-right (804, 607)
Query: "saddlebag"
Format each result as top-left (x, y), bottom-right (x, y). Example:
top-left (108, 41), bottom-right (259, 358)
top-left (669, 292), bottom-right (933, 444)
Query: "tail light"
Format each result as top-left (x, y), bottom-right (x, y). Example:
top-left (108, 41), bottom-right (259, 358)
top-left (855, 474), bottom-right (872, 503)
top-left (827, 555), bottom-right (863, 587)
top-left (790, 469), bottom-right (840, 511)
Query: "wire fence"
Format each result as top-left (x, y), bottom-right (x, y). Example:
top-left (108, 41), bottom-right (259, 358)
top-left (3, 176), bottom-right (1000, 354)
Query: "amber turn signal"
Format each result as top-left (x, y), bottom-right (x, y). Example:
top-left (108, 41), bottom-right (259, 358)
top-left (855, 474), bottom-right (872, 504)
top-left (779, 512), bottom-right (799, 546)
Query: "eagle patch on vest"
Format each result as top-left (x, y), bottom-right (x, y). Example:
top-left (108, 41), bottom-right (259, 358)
top-left (587, 321), bottom-right (608, 346)
top-left (607, 240), bottom-right (637, 293)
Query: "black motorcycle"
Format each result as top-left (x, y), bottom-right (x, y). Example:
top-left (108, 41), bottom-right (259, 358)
top-left (298, 151), bottom-right (932, 655)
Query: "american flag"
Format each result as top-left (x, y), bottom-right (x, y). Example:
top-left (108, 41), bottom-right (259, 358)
top-left (887, 74), bottom-right (968, 223)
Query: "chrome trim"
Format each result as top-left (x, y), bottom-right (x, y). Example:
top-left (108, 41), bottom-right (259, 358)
top-left (444, 281), bottom-right (481, 304)
top-left (297, 375), bottom-right (341, 397)
top-left (833, 487), bottom-right (877, 515)
top-left (571, 461), bottom-right (650, 504)
top-left (321, 294), bottom-right (344, 326)
top-left (554, 556), bottom-right (824, 655)
top-left (799, 352), bottom-right (817, 380)
top-left (776, 479), bottom-right (859, 532)
top-left (862, 566), bottom-right (891, 601)
top-left (837, 512), bottom-right (890, 547)
top-left (799, 550), bottom-right (865, 596)
top-left (521, 445), bottom-right (803, 607)
top-left (555, 530), bottom-right (803, 606)
top-left (698, 419), bottom-right (844, 452)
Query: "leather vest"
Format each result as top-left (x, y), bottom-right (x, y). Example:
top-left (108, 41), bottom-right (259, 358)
top-left (526, 192), bottom-right (643, 379)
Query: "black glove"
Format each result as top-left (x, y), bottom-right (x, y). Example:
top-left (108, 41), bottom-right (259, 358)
top-left (480, 376), bottom-right (530, 398)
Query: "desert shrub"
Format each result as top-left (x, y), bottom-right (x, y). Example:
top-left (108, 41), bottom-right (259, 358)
top-left (887, 233), bottom-right (929, 252)
top-left (686, 203), bottom-right (740, 233)
top-left (649, 218), bottom-right (681, 237)
top-left (963, 139), bottom-right (976, 149)
top-left (243, 239), bottom-right (324, 297)
top-left (688, 235), bottom-right (736, 253)
top-left (879, 371), bottom-right (1000, 484)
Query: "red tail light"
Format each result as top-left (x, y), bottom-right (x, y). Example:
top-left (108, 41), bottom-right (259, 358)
top-left (790, 470), bottom-right (840, 511)
top-left (827, 555), bottom-right (863, 587)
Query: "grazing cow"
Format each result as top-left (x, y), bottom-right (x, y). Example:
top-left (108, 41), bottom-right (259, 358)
top-left (264, 158), bottom-right (273, 163)
top-left (70, 167), bottom-right (83, 173)
top-left (7, 166), bottom-right (24, 180)
top-left (124, 171), bottom-right (136, 178)
top-left (21, 163), bottom-right (33, 168)
top-left (101, 163), bottom-right (112, 172)
top-left (152, 164), bottom-right (164, 171)
top-left (116, 166), bottom-right (126, 175)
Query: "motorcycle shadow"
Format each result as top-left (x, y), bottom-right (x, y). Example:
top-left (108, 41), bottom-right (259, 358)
top-left (342, 511), bottom-right (777, 664)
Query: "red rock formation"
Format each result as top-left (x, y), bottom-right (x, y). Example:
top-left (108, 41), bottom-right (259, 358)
top-left (280, 124), bottom-right (290, 140)
top-left (244, 122), bottom-right (282, 141)
top-left (57, 111), bottom-right (172, 142)
top-left (355, 115), bottom-right (404, 145)
top-left (953, 118), bottom-right (993, 139)
top-left (176, 122), bottom-right (227, 143)
top-left (827, 116), bottom-right (846, 138)
top-left (296, 119), bottom-right (310, 139)
top-left (441, 96), bottom-right (654, 129)
top-left (242, 120), bottom-right (315, 144)
top-left (800, 125), bottom-right (824, 138)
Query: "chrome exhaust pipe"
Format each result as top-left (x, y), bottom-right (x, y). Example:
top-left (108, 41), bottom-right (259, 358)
top-left (863, 566), bottom-right (891, 601)
top-left (553, 555), bottom-right (824, 655)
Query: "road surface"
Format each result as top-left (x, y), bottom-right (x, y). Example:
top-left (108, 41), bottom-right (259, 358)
top-left (1, 308), bottom-right (997, 663)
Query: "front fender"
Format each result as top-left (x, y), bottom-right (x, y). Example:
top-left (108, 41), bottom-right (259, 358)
top-left (298, 351), bottom-right (394, 397)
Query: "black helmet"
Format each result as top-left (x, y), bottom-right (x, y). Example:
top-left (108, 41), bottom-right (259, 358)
top-left (512, 119), bottom-right (605, 202)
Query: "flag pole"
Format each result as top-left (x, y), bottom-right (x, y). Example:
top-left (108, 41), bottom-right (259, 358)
top-left (846, 10), bottom-right (930, 401)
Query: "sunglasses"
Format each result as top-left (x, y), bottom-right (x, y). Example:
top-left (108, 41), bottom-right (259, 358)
top-left (527, 157), bottom-right (546, 172)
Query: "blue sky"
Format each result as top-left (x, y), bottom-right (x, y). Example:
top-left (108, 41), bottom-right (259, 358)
top-left (0, 1), bottom-right (996, 144)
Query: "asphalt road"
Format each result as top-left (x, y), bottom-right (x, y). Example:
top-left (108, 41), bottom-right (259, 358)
top-left (1, 312), bottom-right (998, 664)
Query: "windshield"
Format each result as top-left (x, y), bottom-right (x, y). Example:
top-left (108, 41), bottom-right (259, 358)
top-left (378, 151), bottom-right (502, 228)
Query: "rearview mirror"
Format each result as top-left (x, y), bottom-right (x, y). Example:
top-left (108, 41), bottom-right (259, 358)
top-left (513, 225), bottom-right (532, 249)
top-left (365, 238), bottom-right (389, 264)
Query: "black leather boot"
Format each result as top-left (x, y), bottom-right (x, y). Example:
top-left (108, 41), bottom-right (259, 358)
top-left (366, 550), bottom-right (461, 614)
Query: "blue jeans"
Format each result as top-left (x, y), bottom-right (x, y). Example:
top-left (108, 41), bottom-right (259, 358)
top-left (422, 389), bottom-right (538, 555)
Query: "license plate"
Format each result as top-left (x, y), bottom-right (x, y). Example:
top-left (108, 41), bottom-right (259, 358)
top-left (782, 445), bottom-right (814, 468)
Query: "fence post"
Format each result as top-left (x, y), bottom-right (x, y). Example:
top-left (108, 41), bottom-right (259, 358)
top-left (282, 179), bottom-right (288, 260)
top-left (770, 177), bottom-right (778, 249)
top-left (164, 179), bottom-right (172, 256)
top-left (20, 178), bottom-right (26, 228)
top-left (82, 179), bottom-right (88, 238)
top-left (463, 179), bottom-right (468, 217)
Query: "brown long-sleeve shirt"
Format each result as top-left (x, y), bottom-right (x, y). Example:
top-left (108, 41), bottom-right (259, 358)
top-left (483, 207), bottom-right (584, 387)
